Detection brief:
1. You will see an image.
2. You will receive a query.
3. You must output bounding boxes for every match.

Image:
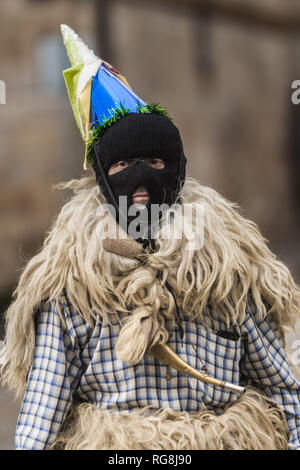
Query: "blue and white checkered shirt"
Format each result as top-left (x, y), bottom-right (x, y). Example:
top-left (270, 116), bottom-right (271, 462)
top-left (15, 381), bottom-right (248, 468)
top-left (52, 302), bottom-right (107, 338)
top-left (15, 291), bottom-right (300, 450)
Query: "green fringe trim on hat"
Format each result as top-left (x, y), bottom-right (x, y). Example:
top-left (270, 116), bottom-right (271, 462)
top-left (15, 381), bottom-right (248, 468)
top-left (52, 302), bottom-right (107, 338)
top-left (86, 103), bottom-right (173, 166)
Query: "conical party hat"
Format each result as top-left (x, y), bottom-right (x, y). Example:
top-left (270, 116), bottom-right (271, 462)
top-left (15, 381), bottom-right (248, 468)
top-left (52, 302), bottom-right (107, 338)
top-left (61, 24), bottom-right (166, 169)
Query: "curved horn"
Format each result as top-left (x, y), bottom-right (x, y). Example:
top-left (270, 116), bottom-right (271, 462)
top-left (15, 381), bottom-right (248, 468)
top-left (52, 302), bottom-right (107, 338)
top-left (150, 343), bottom-right (245, 395)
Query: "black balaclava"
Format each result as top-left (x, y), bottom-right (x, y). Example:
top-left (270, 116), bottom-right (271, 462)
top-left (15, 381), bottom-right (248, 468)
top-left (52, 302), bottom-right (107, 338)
top-left (92, 112), bottom-right (187, 243)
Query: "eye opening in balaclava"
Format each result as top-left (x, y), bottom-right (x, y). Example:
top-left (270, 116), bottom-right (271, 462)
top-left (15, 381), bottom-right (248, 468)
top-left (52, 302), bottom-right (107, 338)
top-left (92, 112), bottom-right (187, 243)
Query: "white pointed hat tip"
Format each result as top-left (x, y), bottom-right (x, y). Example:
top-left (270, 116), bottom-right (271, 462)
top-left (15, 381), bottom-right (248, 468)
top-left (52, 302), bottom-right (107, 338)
top-left (60, 24), bottom-right (78, 42)
top-left (60, 24), bottom-right (69, 34)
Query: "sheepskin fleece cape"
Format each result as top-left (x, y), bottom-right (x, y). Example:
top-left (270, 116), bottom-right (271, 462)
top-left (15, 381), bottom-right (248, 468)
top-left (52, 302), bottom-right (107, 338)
top-left (1, 176), bottom-right (299, 449)
top-left (51, 388), bottom-right (288, 450)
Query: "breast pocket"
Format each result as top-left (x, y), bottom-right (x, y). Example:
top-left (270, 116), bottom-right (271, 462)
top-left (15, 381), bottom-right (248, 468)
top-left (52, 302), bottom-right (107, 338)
top-left (183, 325), bottom-right (244, 407)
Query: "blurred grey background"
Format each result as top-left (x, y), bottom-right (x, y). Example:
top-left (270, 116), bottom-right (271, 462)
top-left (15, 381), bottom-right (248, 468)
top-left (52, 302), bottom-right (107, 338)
top-left (0, 0), bottom-right (300, 449)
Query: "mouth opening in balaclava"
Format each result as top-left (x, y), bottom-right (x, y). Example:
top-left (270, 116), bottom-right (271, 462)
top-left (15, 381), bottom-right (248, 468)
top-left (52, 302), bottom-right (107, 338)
top-left (92, 112), bottom-right (187, 243)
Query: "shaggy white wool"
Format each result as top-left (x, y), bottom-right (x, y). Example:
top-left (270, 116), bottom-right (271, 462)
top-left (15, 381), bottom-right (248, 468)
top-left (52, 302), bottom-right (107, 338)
top-left (50, 388), bottom-right (288, 450)
top-left (1, 176), bottom-right (300, 399)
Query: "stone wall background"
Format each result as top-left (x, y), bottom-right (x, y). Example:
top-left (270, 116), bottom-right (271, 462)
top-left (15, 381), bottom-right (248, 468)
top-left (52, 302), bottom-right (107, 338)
top-left (0, 0), bottom-right (299, 449)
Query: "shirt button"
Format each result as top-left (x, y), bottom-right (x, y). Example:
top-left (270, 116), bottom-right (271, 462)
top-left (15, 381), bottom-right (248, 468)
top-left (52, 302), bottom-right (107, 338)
top-left (165, 374), bottom-right (172, 381)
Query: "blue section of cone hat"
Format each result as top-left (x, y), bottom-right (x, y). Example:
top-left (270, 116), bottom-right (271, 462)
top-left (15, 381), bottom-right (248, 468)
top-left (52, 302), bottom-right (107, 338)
top-left (90, 64), bottom-right (147, 126)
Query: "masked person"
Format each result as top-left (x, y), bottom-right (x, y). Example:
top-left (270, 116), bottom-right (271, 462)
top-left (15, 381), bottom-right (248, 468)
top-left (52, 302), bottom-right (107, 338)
top-left (1, 25), bottom-right (300, 451)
